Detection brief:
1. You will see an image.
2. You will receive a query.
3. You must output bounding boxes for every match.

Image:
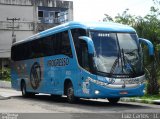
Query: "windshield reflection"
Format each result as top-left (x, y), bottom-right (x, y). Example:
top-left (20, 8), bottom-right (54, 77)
top-left (90, 31), bottom-right (144, 78)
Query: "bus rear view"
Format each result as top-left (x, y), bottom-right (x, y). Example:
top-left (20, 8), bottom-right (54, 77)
top-left (11, 22), bottom-right (154, 103)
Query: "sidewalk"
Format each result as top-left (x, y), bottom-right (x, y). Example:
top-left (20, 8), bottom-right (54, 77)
top-left (0, 80), bottom-right (18, 100)
top-left (0, 95), bottom-right (11, 100)
top-left (0, 88), bottom-right (21, 100)
top-left (0, 80), bottom-right (11, 89)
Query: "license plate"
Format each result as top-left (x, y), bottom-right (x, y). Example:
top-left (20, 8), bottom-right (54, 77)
top-left (120, 91), bottom-right (128, 95)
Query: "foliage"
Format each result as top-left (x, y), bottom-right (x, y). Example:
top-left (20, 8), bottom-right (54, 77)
top-left (0, 68), bottom-right (11, 81)
top-left (103, 0), bottom-right (160, 95)
top-left (140, 94), bottom-right (160, 100)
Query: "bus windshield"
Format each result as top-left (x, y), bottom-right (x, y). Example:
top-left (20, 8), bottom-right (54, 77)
top-left (90, 31), bottom-right (143, 78)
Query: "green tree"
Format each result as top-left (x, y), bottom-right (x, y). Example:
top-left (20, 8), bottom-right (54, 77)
top-left (0, 68), bottom-right (11, 81)
top-left (103, 3), bottom-right (160, 95)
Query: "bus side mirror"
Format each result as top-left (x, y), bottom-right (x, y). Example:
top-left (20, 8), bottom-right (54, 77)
top-left (78, 36), bottom-right (95, 54)
top-left (139, 38), bottom-right (154, 56)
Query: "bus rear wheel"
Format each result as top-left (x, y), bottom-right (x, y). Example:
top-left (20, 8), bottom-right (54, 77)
top-left (66, 83), bottom-right (77, 103)
top-left (21, 81), bottom-right (35, 97)
top-left (107, 98), bottom-right (120, 104)
top-left (21, 81), bottom-right (28, 97)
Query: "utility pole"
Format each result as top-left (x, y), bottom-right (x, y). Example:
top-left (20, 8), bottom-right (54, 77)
top-left (7, 18), bottom-right (20, 44)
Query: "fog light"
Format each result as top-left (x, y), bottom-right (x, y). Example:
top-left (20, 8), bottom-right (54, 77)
top-left (95, 90), bottom-right (100, 95)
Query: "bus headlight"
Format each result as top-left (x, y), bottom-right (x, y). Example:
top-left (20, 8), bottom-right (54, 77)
top-left (95, 90), bottom-right (100, 95)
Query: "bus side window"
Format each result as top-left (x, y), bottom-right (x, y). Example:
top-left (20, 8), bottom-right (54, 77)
top-left (71, 28), bottom-right (90, 71)
top-left (81, 40), bottom-right (90, 71)
top-left (60, 31), bottom-right (73, 58)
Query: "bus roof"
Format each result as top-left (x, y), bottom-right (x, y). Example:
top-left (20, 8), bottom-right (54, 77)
top-left (12, 21), bottom-right (136, 46)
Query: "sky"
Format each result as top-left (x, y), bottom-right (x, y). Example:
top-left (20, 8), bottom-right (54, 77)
top-left (70, 0), bottom-right (154, 22)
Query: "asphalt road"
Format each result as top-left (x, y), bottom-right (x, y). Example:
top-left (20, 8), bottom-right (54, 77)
top-left (0, 88), bottom-right (160, 119)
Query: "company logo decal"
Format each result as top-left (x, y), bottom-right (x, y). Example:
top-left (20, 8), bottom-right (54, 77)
top-left (30, 62), bottom-right (41, 90)
top-left (47, 58), bottom-right (69, 67)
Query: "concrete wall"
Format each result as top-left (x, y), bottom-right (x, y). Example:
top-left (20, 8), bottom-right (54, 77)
top-left (0, 3), bottom-right (35, 58)
top-left (0, 30), bottom-right (34, 58)
top-left (0, 4), bottom-right (34, 21)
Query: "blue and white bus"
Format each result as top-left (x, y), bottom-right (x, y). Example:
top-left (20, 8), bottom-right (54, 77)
top-left (11, 21), bottom-right (154, 103)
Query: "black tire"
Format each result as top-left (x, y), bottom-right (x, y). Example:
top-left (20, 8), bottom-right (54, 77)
top-left (66, 83), bottom-right (77, 103)
top-left (21, 81), bottom-right (28, 97)
top-left (21, 81), bottom-right (35, 97)
top-left (107, 98), bottom-right (120, 104)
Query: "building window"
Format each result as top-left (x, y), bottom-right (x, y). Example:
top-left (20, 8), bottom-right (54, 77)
top-left (55, 12), bottom-right (59, 18)
top-left (38, 6), bottom-right (68, 24)
top-left (38, 11), bottom-right (44, 18)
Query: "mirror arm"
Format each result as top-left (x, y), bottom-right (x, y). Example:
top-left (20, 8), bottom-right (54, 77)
top-left (139, 38), bottom-right (154, 56)
top-left (79, 36), bottom-right (95, 54)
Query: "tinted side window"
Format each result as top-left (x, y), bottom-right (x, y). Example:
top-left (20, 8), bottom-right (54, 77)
top-left (42, 36), bottom-right (54, 56)
top-left (53, 34), bottom-right (60, 55)
top-left (30, 40), bottom-right (41, 58)
top-left (11, 46), bottom-right (17, 61)
top-left (11, 30), bottom-right (72, 61)
top-left (11, 43), bottom-right (29, 61)
top-left (81, 40), bottom-right (90, 71)
top-left (60, 31), bottom-right (72, 57)
top-left (71, 28), bottom-right (87, 67)
top-left (11, 45), bottom-right (18, 61)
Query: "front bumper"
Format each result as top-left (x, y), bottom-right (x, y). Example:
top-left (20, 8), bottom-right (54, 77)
top-left (88, 82), bottom-right (145, 98)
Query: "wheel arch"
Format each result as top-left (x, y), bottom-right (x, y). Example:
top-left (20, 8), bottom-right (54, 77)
top-left (64, 78), bottom-right (73, 95)
top-left (20, 79), bottom-right (26, 90)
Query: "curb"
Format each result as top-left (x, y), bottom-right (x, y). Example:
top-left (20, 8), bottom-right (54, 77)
top-left (120, 98), bottom-right (160, 105)
top-left (0, 95), bottom-right (11, 100)
top-left (0, 80), bottom-right (11, 89)
top-left (152, 100), bottom-right (160, 105)
top-left (0, 81), bottom-right (12, 99)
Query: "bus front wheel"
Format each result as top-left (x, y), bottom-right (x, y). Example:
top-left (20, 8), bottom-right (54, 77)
top-left (107, 98), bottom-right (120, 104)
top-left (66, 83), bottom-right (77, 103)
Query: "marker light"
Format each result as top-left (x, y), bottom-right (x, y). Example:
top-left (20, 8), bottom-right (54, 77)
top-left (143, 89), bottom-right (146, 93)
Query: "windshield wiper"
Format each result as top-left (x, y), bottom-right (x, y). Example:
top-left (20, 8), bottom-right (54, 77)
top-left (96, 70), bottom-right (112, 77)
top-left (125, 49), bottom-right (137, 56)
top-left (120, 49), bottom-right (124, 73)
top-left (109, 43), bottom-right (124, 75)
top-left (109, 48), bottom-right (136, 76)
top-left (121, 48), bottom-right (136, 75)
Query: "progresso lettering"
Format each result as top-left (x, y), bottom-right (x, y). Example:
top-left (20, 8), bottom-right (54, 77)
top-left (47, 58), bottom-right (69, 67)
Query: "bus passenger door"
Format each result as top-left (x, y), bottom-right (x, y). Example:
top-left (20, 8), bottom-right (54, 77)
top-left (71, 28), bottom-right (91, 96)
top-left (79, 40), bottom-right (91, 96)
